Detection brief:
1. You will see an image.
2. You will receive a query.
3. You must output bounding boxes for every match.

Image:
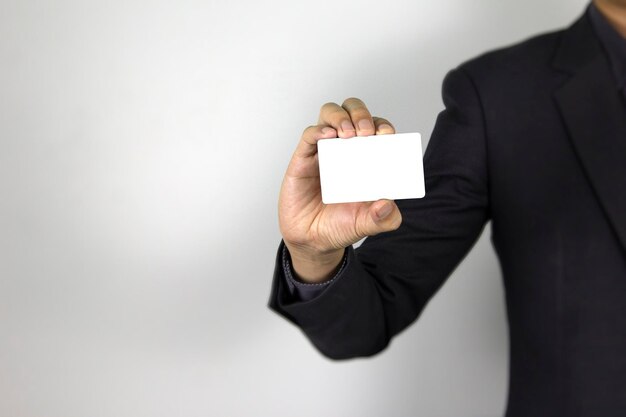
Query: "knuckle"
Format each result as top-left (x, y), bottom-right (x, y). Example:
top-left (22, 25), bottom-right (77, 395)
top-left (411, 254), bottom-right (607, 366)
top-left (343, 100), bottom-right (372, 120)
top-left (391, 213), bottom-right (403, 230)
top-left (320, 103), bottom-right (347, 121)
top-left (302, 124), bottom-right (318, 135)
top-left (351, 108), bottom-right (372, 120)
top-left (320, 102), bottom-right (338, 112)
top-left (342, 96), bottom-right (365, 107)
top-left (353, 216), bottom-right (366, 239)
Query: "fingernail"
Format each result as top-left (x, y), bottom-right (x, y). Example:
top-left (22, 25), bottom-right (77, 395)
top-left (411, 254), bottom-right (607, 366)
top-left (358, 119), bottom-right (373, 132)
top-left (378, 123), bottom-right (393, 132)
top-left (341, 120), bottom-right (355, 132)
top-left (376, 203), bottom-right (393, 220)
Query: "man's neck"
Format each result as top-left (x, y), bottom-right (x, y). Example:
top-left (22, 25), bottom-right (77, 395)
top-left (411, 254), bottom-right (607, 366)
top-left (594, 0), bottom-right (626, 38)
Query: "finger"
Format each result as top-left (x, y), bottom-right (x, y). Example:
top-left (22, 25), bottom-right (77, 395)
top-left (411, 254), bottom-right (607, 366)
top-left (358, 199), bottom-right (403, 237)
top-left (372, 117), bottom-right (396, 135)
top-left (342, 97), bottom-right (375, 137)
top-left (293, 125), bottom-right (338, 159)
top-left (318, 102), bottom-right (356, 138)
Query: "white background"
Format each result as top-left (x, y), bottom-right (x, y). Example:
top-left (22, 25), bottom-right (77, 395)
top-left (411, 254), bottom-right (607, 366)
top-left (0, 1), bottom-right (588, 416)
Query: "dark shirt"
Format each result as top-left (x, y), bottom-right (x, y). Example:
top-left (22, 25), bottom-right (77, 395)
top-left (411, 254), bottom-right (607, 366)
top-left (282, 2), bottom-right (626, 302)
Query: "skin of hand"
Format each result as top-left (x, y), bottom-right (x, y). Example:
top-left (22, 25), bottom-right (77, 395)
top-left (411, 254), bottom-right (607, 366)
top-left (594, 0), bottom-right (626, 37)
top-left (278, 97), bottom-right (403, 283)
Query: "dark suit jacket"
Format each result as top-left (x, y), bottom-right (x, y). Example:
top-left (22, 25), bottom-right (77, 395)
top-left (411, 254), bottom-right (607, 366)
top-left (269, 10), bottom-right (626, 417)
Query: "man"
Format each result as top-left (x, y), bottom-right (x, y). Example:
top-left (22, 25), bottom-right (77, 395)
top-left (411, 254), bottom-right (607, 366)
top-left (269, 1), bottom-right (626, 415)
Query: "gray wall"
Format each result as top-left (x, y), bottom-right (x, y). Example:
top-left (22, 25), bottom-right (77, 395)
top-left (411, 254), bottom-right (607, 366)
top-left (0, 0), bottom-right (588, 416)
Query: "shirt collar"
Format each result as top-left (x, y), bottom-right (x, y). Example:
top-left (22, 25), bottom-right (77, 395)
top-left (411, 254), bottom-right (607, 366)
top-left (588, 2), bottom-right (626, 91)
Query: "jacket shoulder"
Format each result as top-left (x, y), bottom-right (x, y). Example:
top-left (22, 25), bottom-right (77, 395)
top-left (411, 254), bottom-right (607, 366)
top-left (457, 28), bottom-right (566, 81)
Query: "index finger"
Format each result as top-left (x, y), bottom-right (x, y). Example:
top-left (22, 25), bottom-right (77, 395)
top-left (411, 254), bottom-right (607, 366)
top-left (293, 124), bottom-right (338, 159)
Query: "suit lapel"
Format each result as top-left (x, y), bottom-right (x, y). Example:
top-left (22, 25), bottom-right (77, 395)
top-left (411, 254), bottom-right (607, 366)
top-left (553, 14), bottom-right (626, 256)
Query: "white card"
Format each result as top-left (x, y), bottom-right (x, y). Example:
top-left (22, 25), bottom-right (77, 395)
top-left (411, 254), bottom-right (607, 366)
top-left (317, 132), bottom-right (425, 204)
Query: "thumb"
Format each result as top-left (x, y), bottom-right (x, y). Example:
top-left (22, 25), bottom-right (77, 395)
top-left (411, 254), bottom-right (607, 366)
top-left (361, 199), bottom-right (403, 237)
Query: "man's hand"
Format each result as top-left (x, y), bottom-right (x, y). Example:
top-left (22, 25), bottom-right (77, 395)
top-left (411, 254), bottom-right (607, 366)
top-left (278, 98), bottom-right (403, 283)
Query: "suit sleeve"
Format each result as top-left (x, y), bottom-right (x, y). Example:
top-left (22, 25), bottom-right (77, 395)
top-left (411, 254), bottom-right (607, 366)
top-left (268, 67), bottom-right (490, 359)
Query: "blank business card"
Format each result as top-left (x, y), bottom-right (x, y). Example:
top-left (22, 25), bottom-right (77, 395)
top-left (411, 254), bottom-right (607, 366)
top-left (317, 132), bottom-right (425, 204)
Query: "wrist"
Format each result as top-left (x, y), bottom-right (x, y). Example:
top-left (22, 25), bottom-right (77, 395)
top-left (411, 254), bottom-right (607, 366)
top-left (284, 241), bottom-right (344, 266)
top-left (284, 242), bottom-right (346, 284)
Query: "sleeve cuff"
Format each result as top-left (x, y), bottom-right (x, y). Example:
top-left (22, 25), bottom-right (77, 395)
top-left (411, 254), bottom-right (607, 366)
top-left (282, 243), bottom-right (348, 302)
